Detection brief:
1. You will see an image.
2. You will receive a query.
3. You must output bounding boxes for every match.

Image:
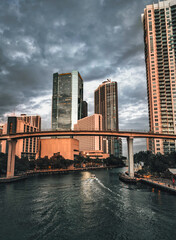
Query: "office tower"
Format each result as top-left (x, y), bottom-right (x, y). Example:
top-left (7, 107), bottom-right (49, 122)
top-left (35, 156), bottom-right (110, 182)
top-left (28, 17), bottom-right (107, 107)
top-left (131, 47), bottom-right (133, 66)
top-left (74, 114), bottom-right (103, 151)
top-left (94, 79), bottom-right (122, 157)
top-left (114, 137), bottom-right (122, 158)
top-left (82, 101), bottom-right (88, 118)
top-left (142, 0), bottom-right (176, 154)
top-left (0, 125), bottom-right (2, 135)
top-left (52, 71), bottom-right (83, 130)
top-left (1, 114), bottom-right (41, 160)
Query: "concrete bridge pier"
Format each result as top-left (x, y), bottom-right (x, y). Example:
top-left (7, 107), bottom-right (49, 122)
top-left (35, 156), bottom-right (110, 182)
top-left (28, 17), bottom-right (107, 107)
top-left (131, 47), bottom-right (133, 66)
top-left (7, 139), bottom-right (16, 178)
top-left (127, 137), bottom-right (134, 178)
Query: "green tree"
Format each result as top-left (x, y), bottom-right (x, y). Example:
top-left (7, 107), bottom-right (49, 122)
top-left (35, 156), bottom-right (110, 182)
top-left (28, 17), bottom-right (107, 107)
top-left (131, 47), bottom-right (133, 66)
top-left (0, 153), bottom-right (7, 176)
top-left (15, 156), bottom-right (29, 173)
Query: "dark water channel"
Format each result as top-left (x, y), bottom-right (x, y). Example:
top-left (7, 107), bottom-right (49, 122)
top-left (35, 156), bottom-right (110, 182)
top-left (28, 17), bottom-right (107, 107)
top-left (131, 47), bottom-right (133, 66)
top-left (0, 168), bottom-right (176, 240)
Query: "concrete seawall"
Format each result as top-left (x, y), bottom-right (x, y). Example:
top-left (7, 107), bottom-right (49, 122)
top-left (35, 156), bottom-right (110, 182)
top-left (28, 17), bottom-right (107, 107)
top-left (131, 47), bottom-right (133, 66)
top-left (0, 175), bottom-right (27, 183)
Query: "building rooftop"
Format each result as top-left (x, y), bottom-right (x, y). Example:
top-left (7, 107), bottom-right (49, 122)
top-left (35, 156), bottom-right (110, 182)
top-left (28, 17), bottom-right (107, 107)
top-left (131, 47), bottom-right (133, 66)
top-left (144, 0), bottom-right (176, 10)
top-left (95, 79), bottom-right (117, 92)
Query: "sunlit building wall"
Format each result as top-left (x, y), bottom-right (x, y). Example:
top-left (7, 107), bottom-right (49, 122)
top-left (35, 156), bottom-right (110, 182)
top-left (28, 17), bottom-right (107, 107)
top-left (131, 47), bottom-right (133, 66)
top-left (80, 150), bottom-right (109, 160)
top-left (39, 138), bottom-right (79, 160)
top-left (74, 114), bottom-right (103, 151)
top-left (142, 0), bottom-right (176, 154)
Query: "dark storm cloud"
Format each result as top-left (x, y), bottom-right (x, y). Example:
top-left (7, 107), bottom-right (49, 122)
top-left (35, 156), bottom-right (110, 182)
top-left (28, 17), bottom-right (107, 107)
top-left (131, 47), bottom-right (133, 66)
top-left (0, 0), bottom-right (154, 133)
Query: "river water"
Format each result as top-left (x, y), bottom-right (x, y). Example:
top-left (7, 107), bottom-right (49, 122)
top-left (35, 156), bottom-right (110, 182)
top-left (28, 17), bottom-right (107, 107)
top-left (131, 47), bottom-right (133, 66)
top-left (0, 168), bottom-right (176, 240)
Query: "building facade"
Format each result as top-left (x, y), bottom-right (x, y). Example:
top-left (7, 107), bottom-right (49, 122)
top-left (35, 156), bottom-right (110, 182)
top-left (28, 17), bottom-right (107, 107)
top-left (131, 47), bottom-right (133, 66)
top-left (94, 79), bottom-right (122, 157)
top-left (80, 150), bottom-right (109, 160)
top-left (39, 138), bottom-right (79, 160)
top-left (52, 71), bottom-right (83, 130)
top-left (0, 125), bottom-right (3, 135)
top-left (1, 114), bottom-right (41, 160)
top-left (82, 101), bottom-right (88, 118)
top-left (142, 0), bottom-right (176, 154)
top-left (74, 114), bottom-right (103, 152)
top-left (0, 125), bottom-right (3, 153)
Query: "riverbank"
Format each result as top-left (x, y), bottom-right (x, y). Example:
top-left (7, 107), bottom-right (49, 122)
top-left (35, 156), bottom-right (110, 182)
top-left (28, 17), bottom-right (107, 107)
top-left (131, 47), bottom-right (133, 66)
top-left (119, 173), bottom-right (176, 195)
top-left (0, 165), bottom-right (123, 183)
top-left (0, 175), bottom-right (27, 183)
top-left (140, 178), bottom-right (176, 195)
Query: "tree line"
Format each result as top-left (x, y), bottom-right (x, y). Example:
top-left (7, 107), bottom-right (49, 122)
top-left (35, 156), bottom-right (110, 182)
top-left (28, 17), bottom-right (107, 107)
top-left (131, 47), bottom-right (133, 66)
top-left (134, 151), bottom-right (176, 176)
top-left (0, 153), bottom-right (125, 176)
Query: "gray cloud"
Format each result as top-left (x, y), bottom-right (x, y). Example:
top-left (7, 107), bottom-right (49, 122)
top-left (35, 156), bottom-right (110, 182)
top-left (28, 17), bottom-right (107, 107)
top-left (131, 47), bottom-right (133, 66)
top-left (0, 0), bottom-right (156, 154)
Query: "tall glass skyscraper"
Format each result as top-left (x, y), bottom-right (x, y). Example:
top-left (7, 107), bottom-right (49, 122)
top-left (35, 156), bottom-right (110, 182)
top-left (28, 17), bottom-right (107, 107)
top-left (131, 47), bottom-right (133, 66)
top-left (52, 71), bottom-right (83, 130)
top-left (142, 0), bottom-right (176, 154)
top-left (94, 79), bottom-right (122, 157)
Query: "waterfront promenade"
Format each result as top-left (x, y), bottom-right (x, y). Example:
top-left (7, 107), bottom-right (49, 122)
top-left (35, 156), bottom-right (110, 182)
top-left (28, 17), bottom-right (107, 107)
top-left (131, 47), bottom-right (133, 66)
top-left (141, 177), bottom-right (176, 195)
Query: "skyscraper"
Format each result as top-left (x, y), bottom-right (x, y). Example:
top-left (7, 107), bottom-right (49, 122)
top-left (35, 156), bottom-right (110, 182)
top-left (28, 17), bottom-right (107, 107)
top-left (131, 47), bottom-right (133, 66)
top-left (0, 125), bottom-right (2, 135)
top-left (52, 71), bottom-right (83, 130)
top-left (94, 79), bottom-right (122, 157)
top-left (82, 101), bottom-right (88, 118)
top-left (142, 0), bottom-right (176, 154)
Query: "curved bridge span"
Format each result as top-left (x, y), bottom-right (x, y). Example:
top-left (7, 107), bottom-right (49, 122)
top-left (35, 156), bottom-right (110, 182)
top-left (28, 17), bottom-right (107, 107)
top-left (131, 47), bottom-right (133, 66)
top-left (1, 130), bottom-right (176, 140)
top-left (1, 130), bottom-right (176, 179)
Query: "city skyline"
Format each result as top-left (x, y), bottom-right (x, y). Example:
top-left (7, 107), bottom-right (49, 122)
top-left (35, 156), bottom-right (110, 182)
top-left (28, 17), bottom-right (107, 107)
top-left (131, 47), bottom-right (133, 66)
top-left (1, 2), bottom-right (176, 239)
top-left (0, 0), bottom-right (168, 154)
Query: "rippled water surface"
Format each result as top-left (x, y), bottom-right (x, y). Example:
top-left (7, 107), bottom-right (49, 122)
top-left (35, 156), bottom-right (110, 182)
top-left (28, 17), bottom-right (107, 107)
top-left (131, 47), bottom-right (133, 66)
top-left (1, 168), bottom-right (176, 240)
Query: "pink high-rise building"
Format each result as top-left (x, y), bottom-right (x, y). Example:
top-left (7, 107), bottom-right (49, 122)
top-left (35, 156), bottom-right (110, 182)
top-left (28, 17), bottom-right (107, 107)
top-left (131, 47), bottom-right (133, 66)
top-left (142, 0), bottom-right (176, 154)
top-left (1, 114), bottom-right (41, 160)
top-left (74, 114), bottom-right (103, 152)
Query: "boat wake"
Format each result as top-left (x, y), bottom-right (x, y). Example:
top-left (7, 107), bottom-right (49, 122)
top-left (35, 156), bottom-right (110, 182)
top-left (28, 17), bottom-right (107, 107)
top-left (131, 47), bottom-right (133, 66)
top-left (84, 175), bottom-right (117, 195)
top-left (94, 177), bottom-right (114, 193)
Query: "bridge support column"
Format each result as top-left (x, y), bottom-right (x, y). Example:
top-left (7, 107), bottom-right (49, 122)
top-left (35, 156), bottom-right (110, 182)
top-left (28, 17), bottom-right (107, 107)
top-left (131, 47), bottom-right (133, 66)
top-left (127, 137), bottom-right (134, 178)
top-left (7, 139), bottom-right (16, 178)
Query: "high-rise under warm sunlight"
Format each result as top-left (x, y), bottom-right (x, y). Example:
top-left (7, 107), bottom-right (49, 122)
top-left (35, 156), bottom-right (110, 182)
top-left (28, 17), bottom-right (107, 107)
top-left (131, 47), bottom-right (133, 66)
top-left (142, 0), bottom-right (176, 154)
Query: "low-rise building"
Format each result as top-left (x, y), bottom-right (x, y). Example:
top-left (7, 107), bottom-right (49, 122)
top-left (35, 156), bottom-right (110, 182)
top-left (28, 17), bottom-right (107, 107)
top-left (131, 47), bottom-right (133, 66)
top-left (1, 114), bottom-right (41, 160)
top-left (80, 150), bottom-right (109, 160)
top-left (39, 138), bottom-right (79, 160)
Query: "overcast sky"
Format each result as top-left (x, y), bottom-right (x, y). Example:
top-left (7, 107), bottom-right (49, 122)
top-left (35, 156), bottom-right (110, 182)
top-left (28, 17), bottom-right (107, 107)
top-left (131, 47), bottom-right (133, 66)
top-left (0, 0), bottom-right (159, 154)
